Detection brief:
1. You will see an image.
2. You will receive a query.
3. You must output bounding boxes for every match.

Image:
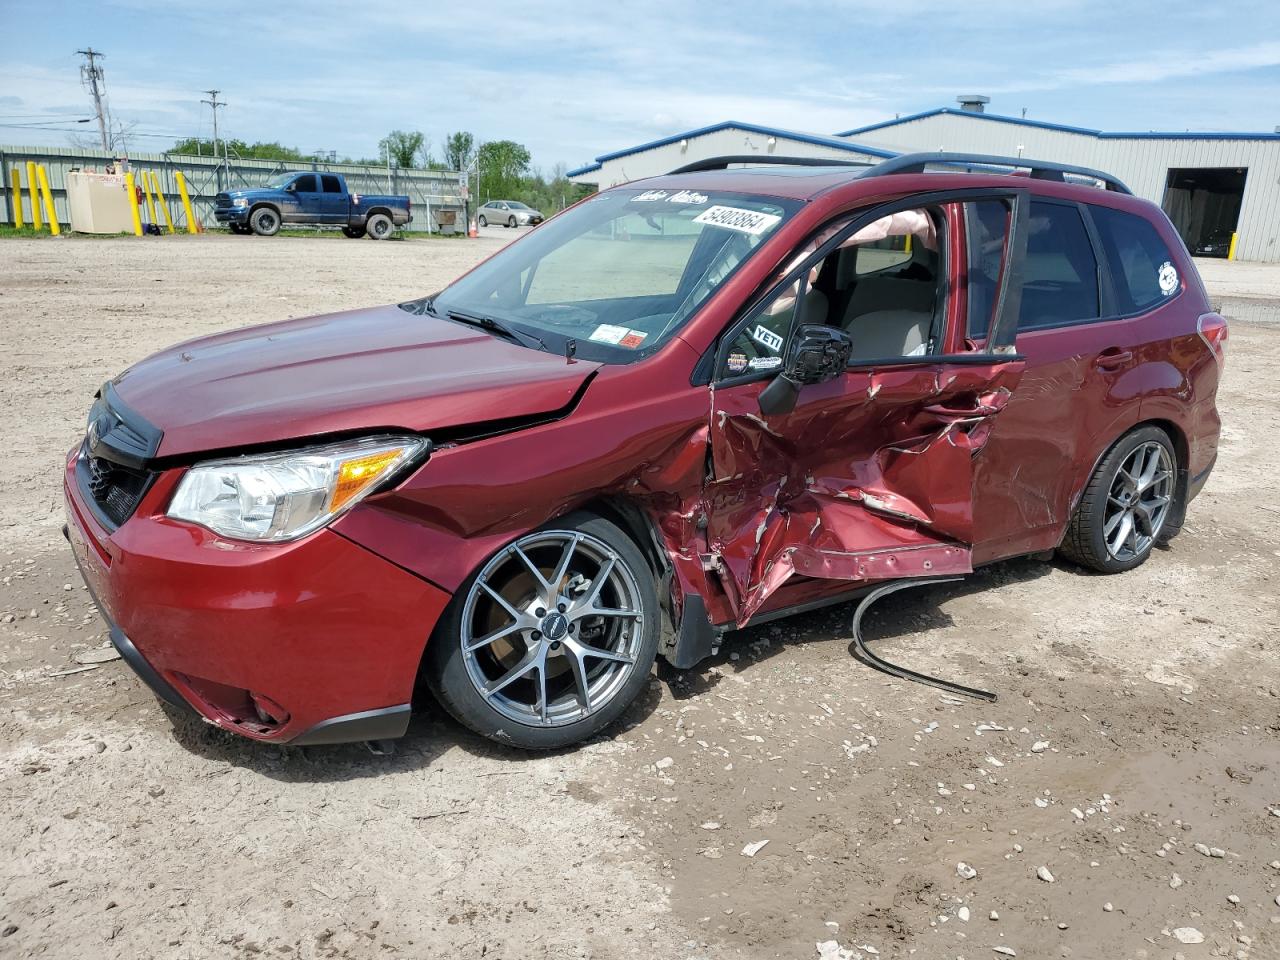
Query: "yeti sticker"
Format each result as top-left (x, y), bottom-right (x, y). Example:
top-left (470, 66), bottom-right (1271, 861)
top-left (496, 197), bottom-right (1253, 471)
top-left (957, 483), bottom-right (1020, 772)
top-left (751, 324), bottom-right (784, 353)
top-left (1158, 261), bottom-right (1179, 296)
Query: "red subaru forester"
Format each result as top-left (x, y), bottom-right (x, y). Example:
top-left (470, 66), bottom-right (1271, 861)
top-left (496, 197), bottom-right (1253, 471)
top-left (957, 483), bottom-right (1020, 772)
top-left (64, 153), bottom-right (1226, 750)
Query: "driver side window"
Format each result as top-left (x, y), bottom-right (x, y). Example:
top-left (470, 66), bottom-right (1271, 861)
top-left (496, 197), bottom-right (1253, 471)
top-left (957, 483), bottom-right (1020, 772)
top-left (719, 207), bottom-right (944, 378)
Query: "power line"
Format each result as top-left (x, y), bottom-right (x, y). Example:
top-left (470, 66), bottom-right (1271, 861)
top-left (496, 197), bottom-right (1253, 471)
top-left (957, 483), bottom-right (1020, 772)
top-left (76, 47), bottom-right (110, 151)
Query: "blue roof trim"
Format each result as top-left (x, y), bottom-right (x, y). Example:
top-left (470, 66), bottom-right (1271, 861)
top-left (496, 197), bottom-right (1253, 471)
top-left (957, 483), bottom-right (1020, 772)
top-left (566, 120), bottom-right (897, 178)
top-left (836, 107), bottom-right (1280, 142)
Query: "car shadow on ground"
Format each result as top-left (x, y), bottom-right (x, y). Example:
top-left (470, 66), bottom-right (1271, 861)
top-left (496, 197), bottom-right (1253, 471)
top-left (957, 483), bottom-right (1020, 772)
top-left (165, 554), bottom-right (1061, 780)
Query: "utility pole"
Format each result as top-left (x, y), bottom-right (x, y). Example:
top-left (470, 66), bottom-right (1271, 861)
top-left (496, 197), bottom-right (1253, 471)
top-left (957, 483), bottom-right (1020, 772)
top-left (201, 89), bottom-right (227, 186)
top-left (77, 48), bottom-right (110, 151)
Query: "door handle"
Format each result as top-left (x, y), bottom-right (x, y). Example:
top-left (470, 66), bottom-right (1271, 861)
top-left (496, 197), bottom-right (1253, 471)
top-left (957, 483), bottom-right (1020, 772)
top-left (1095, 348), bottom-right (1133, 370)
top-left (921, 401), bottom-right (995, 419)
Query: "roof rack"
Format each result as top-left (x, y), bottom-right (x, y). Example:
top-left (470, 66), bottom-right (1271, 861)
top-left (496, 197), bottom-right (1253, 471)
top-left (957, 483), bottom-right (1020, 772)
top-left (667, 155), bottom-right (873, 175)
top-left (862, 152), bottom-right (1133, 194)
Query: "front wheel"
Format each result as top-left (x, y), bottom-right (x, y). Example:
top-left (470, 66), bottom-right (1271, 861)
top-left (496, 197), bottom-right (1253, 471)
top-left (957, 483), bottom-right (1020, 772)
top-left (249, 207), bottom-right (280, 237)
top-left (1059, 426), bottom-right (1177, 573)
top-left (508, 216), bottom-right (517, 228)
top-left (426, 513), bottom-right (660, 750)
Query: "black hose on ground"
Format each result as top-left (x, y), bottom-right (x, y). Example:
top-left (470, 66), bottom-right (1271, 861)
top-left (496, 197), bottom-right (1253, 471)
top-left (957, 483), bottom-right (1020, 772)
top-left (850, 577), bottom-right (997, 702)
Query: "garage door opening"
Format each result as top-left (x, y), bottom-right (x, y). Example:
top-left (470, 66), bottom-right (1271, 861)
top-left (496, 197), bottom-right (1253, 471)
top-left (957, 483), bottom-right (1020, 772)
top-left (1161, 167), bottom-right (1247, 258)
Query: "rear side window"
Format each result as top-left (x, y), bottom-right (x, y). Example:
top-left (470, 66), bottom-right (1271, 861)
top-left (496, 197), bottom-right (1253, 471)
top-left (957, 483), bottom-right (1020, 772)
top-left (321, 175), bottom-right (343, 193)
top-left (1018, 201), bottom-right (1100, 330)
top-left (1090, 206), bottom-right (1180, 313)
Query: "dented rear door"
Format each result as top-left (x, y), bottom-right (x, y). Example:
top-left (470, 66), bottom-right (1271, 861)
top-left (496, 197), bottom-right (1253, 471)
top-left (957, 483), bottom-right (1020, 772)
top-left (703, 189), bottom-right (1030, 626)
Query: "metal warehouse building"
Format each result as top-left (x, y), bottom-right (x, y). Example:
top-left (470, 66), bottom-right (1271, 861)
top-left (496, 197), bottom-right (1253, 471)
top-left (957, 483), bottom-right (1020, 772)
top-left (569, 98), bottom-right (1280, 262)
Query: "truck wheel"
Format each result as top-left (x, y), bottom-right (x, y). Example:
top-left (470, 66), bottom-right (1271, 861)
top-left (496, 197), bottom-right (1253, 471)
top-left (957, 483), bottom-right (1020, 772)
top-left (249, 207), bottom-right (281, 237)
top-left (508, 215), bottom-right (517, 228)
top-left (478, 215), bottom-right (488, 227)
top-left (366, 213), bottom-right (393, 240)
top-left (341, 226), bottom-right (366, 239)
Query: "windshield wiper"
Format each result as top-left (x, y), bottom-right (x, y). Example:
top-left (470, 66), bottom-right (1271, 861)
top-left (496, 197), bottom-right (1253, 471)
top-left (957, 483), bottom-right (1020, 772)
top-left (445, 309), bottom-right (546, 351)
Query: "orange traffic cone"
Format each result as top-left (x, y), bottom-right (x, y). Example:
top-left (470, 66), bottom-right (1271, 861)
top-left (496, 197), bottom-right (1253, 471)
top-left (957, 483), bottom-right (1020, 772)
top-left (468, 217), bottom-right (478, 238)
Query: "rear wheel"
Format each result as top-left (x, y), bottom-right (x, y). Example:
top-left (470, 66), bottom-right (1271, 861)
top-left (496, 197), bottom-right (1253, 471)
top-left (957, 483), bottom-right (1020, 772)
top-left (478, 214), bottom-right (488, 227)
top-left (1059, 426), bottom-right (1176, 573)
top-left (426, 513), bottom-right (659, 750)
top-left (366, 213), bottom-right (393, 240)
top-left (341, 225), bottom-right (366, 239)
top-left (249, 207), bottom-right (280, 237)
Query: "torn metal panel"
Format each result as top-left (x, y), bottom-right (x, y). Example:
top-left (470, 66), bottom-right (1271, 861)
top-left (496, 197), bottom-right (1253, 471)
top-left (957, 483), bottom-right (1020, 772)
top-left (705, 360), bottom-right (1024, 626)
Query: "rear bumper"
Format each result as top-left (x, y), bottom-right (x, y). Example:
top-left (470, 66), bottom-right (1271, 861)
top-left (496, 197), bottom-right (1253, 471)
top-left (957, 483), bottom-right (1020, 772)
top-left (63, 448), bottom-right (451, 744)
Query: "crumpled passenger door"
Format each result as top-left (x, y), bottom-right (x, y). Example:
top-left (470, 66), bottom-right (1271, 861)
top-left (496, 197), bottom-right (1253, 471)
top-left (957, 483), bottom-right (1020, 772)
top-left (703, 189), bottom-right (1030, 626)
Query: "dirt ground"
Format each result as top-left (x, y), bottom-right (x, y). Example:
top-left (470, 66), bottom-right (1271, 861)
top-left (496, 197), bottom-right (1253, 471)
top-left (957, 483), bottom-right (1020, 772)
top-left (1, 234), bottom-right (1278, 960)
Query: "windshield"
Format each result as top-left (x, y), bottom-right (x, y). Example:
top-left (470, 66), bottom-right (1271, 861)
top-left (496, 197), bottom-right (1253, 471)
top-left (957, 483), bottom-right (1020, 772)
top-left (266, 173), bottom-right (296, 188)
top-left (429, 188), bottom-right (796, 361)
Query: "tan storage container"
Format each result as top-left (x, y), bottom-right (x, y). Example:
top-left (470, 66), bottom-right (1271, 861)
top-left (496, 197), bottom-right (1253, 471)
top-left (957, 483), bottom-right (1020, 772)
top-left (67, 171), bottom-right (134, 234)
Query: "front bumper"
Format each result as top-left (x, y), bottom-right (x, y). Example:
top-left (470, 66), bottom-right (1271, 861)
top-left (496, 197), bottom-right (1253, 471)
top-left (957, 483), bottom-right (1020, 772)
top-left (213, 206), bottom-right (250, 224)
top-left (63, 448), bottom-right (451, 744)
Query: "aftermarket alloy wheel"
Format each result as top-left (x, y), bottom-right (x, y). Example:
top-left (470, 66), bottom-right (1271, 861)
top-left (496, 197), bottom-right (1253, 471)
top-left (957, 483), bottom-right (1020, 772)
top-left (249, 207), bottom-right (280, 236)
top-left (426, 513), bottom-right (659, 749)
top-left (1060, 426), bottom-right (1176, 573)
top-left (366, 213), bottom-right (393, 240)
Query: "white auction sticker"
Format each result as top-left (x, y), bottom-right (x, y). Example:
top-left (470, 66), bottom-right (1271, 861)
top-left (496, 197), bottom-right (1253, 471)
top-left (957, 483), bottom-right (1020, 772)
top-left (588, 324), bottom-right (631, 344)
top-left (694, 205), bottom-right (782, 236)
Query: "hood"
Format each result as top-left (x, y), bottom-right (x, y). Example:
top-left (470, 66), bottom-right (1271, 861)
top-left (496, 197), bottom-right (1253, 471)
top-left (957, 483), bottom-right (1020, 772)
top-left (111, 304), bottom-right (600, 458)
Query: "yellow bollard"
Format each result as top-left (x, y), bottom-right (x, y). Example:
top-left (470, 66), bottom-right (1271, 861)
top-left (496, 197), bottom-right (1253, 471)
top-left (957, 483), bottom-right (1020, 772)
top-left (175, 171), bottom-right (198, 234)
top-left (149, 172), bottom-right (175, 233)
top-left (26, 161), bottom-right (41, 230)
top-left (125, 171), bottom-right (143, 236)
top-left (35, 165), bottom-right (59, 236)
top-left (10, 167), bottom-right (24, 228)
top-left (140, 170), bottom-right (158, 229)
top-left (1227, 232), bottom-right (1238, 261)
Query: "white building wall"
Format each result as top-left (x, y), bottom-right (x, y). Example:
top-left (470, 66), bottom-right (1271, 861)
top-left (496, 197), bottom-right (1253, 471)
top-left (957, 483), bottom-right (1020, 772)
top-left (852, 114), bottom-right (1280, 262)
top-left (570, 127), bottom-right (886, 191)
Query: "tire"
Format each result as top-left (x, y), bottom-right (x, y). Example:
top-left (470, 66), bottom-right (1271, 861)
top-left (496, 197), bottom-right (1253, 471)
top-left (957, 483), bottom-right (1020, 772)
top-left (1059, 426), bottom-right (1177, 574)
top-left (366, 213), bottom-right (393, 240)
top-left (478, 214), bottom-right (487, 227)
top-left (249, 206), bottom-right (281, 237)
top-left (426, 512), bottom-right (660, 750)
top-left (341, 226), bottom-right (366, 239)
top-left (508, 216), bottom-right (517, 228)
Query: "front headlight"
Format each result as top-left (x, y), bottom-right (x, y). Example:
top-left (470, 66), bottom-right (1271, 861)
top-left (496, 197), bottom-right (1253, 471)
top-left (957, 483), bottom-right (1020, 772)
top-left (167, 436), bottom-right (427, 542)
top-left (233, 198), bottom-right (248, 208)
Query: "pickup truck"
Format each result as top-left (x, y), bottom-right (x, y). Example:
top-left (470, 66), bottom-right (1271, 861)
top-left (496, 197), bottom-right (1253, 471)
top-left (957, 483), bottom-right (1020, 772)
top-left (214, 171), bottom-right (412, 239)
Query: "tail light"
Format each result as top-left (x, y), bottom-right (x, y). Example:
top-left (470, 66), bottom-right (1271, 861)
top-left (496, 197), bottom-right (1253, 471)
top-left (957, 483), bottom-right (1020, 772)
top-left (1197, 312), bottom-right (1228, 371)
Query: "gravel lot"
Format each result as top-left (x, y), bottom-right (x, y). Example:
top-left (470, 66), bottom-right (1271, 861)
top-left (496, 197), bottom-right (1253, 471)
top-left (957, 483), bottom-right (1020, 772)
top-left (1, 234), bottom-right (1278, 960)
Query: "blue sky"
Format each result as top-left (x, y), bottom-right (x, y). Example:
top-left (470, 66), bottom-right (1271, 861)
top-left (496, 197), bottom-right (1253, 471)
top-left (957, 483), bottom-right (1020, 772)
top-left (3, 0), bottom-right (1278, 171)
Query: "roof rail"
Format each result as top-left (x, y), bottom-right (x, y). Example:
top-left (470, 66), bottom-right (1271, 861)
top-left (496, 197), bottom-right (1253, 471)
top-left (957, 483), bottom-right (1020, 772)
top-left (862, 152), bottom-right (1133, 194)
top-left (668, 155), bottom-right (873, 175)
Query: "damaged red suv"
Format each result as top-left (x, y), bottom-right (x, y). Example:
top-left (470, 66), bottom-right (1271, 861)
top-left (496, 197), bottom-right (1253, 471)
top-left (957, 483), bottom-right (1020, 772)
top-left (64, 152), bottom-right (1226, 750)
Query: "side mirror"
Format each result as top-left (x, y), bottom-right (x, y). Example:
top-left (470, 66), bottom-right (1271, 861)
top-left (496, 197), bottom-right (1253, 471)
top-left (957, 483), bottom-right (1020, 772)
top-left (758, 324), bottom-right (852, 416)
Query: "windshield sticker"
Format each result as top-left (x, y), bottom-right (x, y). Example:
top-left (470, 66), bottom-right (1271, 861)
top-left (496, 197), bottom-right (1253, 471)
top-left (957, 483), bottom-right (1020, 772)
top-left (1158, 261), bottom-right (1179, 296)
top-left (727, 352), bottom-right (748, 374)
top-left (751, 324), bottom-right (784, 353)
top-left (588, 324), bottom-right (647, 348)
top-left (631, 189), bottom-right (709, 204)
top-left (694, 205), bottom-right (782, 236)
top-left (749, 355), bottom-right (783, 371)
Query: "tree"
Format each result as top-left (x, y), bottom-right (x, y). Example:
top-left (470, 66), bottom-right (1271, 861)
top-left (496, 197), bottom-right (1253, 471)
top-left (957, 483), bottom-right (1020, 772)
top-left (379, 130), bottom-right (427, 169)
top-left (442, 131), bottom-right (475, 173)
top-left (476, 139), bottom-right (531, 200)
top-left (167, 138), bottom-right (309, 162)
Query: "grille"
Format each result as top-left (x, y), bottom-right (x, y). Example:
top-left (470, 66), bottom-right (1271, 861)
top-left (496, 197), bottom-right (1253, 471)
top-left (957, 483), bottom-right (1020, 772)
top-left (80, 453), bottom-right (154, 528)
top-left (214, 193), bottom-right (232, 209)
